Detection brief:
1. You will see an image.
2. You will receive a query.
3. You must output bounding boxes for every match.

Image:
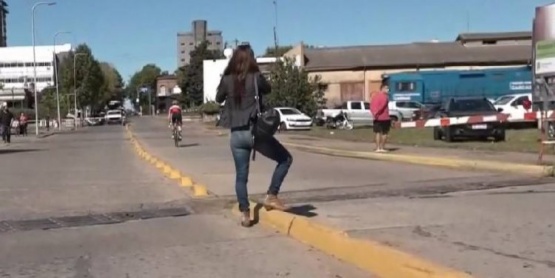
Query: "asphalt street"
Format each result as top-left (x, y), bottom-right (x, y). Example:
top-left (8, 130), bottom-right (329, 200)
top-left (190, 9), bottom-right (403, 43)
top-left (130, 116), bottom-right (555, 278)
top-left (0, 124), bottom-right (371, 278)
top-left (131, 117), bottom-right (544, 202)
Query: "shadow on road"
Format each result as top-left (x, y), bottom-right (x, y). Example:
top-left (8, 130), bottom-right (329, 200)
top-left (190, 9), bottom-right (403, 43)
top-left (178, 143), bottom-right (200, 148)
top-left (286, 204), bottom-right (318, 217)
top-left (250, 203), bottom-right (318, 227)
top-left (0, 148), bottom-right (43, 155)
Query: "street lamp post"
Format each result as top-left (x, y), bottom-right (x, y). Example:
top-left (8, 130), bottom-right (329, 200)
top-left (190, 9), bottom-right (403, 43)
top-left (32, 1), bottom-right (56, 136)
top-left (73, 52), bottom-right (87, 128)
top-left (53, 31), bottom-right (71, 130)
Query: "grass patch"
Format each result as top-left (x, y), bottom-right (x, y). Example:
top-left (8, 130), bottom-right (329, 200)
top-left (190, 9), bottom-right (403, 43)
top-left (304, 126), bottom-right (546, 153)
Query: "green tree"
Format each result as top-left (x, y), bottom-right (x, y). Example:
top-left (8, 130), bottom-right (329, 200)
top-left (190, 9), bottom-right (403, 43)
top-left (262, 44), bottom-right (317, 57)
top-left (177, 41), bottom-right (224, 107)
top-left (126, 64), bottom-right (161, 107)
top-left (99, 62), bottom-right (124, 104)
top-left (38, 87), bottom-right (57, 118)
top-left (57, 44), bottom-right (105, 113)
top-left (266, 58), bottom-right (327, 117)
top-left (263, 45), bottom-right (293, 57)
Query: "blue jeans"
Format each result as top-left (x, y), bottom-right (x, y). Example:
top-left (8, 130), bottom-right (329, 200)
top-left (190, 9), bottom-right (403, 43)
top-left (230, 129), bottom-right (293, 212)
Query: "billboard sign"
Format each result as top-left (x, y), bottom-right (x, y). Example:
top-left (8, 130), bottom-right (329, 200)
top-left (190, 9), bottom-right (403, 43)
top-left (534, 4), bottom-right (555, 75)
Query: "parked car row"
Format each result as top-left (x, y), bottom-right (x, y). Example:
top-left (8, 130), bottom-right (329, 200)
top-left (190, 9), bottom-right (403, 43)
top-left (257, 94), bottom-right (532, 141)
top-left (315, 100), bottom-right (429, 127)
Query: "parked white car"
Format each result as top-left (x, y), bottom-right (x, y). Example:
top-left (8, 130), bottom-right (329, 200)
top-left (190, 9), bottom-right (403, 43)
top-left (275, 107), bottom-right (313, 130)
top-left (493, 93), bottom-right (532, 118)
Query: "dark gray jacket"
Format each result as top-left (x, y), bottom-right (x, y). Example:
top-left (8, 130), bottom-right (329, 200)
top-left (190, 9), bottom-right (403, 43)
top-left (216, 73), bottom-right (271, 129)
top-left (0, 109), bottom-right (14, 126)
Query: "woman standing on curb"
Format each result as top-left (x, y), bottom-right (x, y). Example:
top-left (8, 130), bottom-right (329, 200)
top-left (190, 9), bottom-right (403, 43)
top-left (215, 44), bottom-right (293, 227)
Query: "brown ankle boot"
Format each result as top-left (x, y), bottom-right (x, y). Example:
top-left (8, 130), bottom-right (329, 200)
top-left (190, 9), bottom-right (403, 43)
top-left (263, 194), bottom-right (288, 211)
top-left (240, 210), bottom-right (251, 227)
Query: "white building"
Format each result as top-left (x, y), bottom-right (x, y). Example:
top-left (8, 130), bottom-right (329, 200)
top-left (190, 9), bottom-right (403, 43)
top-left (0, 43), bottom-right (72, 103)
top-left (202, 48), bottom-right (301, 103)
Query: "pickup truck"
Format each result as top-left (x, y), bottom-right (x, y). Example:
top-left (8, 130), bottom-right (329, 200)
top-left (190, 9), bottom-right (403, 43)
top-left (316, 101), bottom-right (402, 126)
top-left (388, 100), bottom-right (427, 121)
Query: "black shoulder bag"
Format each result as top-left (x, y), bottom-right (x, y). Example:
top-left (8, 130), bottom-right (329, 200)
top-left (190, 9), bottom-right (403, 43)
top-left (251, 73), bottom-right (281, 160)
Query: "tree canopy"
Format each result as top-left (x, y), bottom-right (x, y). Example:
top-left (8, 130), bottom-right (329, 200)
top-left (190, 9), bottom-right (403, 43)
top-left (262, 45), bottom-right (293, 57)
top-left (99, 62), bottom-right (124, 104)
top-left (125, 64), bottom-right (162, 113)
top-left (177, 41), bottom-right (224, 107)
top-left (266, 58), bottom-right (326, 117)
top-left (37, 43), bottom-right (123, 116)
top-left (262, 44), bottom-right (317, 57)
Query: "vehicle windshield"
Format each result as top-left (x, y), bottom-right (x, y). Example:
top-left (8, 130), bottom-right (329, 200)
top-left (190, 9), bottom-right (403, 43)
top-left (493, 96), bottom-right (514, 105)
top-left (107, 111), bottom-right (120, 115)
top-left (450, 99), bottom-right (496, 112)
top-left (279, 108), bottom-right (302, 115)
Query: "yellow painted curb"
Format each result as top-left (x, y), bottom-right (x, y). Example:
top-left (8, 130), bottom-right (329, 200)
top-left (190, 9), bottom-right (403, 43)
top-left (180, 176), bottom-right (193, 187)
top-left (155, 161), bottom-right (165, 169)
top-left (126, 126), bottom-right (212, 198)
top-left (231, 203), bottom-right (472, 278)
top-left (284, 142), bottom-right (554, 177)
top-left (169, 169), bottom-right (181, 180)
top-left (192, 184), bottom-right (209, 197)
top-left (162, 165), bottom-right (172, 175)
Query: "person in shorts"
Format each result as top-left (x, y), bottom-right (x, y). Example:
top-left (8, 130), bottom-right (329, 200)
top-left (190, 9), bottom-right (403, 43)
top-left (167, 100), bottom-right (182, 139)
top-left (370, 84), bottom-right (391, 152)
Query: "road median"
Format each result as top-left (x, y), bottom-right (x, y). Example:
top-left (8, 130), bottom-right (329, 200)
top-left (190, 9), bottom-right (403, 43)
top-left (231, 201), bottom-right (473, 278)
top-left (125, 124), bottom-right (212, 198)
top-left (283, 141), bottom-right (555, 177)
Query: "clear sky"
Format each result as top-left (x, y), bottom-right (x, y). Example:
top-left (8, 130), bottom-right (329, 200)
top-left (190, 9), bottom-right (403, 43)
top-left (6, 0), bottom-right (552, 81)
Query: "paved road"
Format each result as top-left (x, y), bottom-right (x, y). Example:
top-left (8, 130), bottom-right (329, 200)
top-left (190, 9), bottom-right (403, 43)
top-left (130, 116), bottom-right (555, 278)
top-left (0, 125), bottom-right (370, 277)
top-left (132, 117), bottom-right (542, 201)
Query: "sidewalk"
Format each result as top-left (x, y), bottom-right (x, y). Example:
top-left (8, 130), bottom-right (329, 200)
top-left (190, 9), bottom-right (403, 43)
top-left (277, 133), bottom-right (555, 176)
top-left (285, 183), bottom-right (555, 278)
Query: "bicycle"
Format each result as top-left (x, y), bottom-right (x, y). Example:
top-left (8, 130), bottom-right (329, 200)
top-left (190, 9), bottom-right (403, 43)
top-left (171, 123), bottom-right (182, 147)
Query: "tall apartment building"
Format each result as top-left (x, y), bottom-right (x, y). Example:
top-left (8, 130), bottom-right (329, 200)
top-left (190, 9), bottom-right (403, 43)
top-left (0, 0), bottom-right (8, 47)
top-left (177, 20), bottom-right (223, 68)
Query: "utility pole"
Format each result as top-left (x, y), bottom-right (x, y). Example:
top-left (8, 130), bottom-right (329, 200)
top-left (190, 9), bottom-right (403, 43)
top-left (32, 1), bottom-right (56, 136)
top-left (273, 0), bottom-right (279, 58)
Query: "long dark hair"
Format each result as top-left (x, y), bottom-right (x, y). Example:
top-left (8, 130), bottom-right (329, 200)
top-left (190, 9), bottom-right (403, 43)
top-left (223, 44), bottom-right (260, 104)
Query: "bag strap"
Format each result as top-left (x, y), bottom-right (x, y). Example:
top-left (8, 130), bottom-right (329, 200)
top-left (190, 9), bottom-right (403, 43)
top-left (253, 72), bottom-right (261, 116)
top-left (252, 72), bottom-right (260, 162)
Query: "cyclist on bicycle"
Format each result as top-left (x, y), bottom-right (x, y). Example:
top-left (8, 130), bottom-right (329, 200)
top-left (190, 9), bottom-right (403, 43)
top-left (168, 100), bottom-right (182, 139)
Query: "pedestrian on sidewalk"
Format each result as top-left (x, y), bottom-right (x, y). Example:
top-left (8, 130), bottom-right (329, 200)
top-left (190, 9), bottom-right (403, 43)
top-left (0, 102), bottom-right (14, 144)
top-left (216, 43), bottom-right (293, 228)
top-left (18, 112), bottom-right (28, 136)
top-left (370, 83), bottom-right (391, 152)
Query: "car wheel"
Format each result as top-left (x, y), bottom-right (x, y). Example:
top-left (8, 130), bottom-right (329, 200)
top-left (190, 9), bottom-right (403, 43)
top-left (279, 122), bottom-right (287, 131)
top-left (443, 127), bottom-right (454, 142)
top-left (494, 130), bottom-right (506, 142)
top-left (390, 116), bottom-right (399, 124)
top-left (433, 127), bottom-right (441, 140)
